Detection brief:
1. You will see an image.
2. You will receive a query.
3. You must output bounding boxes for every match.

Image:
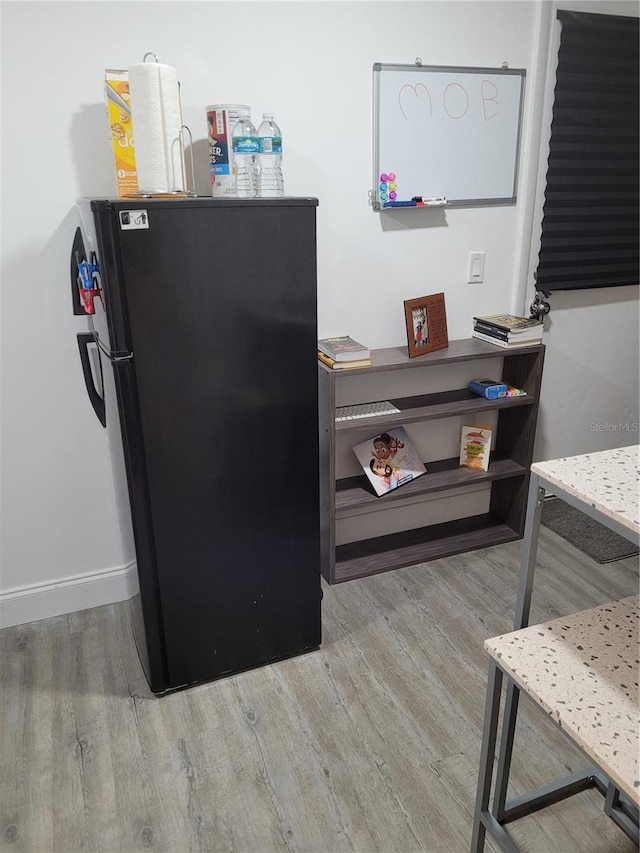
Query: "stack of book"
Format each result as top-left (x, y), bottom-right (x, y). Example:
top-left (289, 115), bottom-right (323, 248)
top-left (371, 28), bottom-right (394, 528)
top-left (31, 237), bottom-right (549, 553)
top-left (317, 335), bottom-right (372, 369)
top-left (472, 314), bottom-right (544, 348)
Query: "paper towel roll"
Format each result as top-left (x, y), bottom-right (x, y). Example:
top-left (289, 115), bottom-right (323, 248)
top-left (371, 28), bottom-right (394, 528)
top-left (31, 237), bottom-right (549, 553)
top-left (128, 61), bottom-right (184, 193)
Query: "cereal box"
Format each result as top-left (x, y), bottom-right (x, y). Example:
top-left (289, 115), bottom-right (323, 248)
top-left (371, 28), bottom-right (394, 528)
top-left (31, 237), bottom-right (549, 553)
top-left (105, 69), bottom-right (138, 197)
top-left (206, 104), bottom-right (250, 197)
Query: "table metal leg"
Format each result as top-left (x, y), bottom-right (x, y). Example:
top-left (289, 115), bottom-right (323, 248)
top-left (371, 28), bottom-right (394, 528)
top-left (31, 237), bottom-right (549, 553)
top-left (491, 681), bottom-right (520, 823)
top-left (604, 779), bottom-right (640, 843)
top-left (513, 475), bottom-right (545, 631)
top-left (471, 660), bottom-right (504, 853)
top-left (492, 474), bottom-right (545, 822)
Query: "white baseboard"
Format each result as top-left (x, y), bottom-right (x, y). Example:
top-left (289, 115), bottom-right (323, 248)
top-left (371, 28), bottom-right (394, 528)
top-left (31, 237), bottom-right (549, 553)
top-left (0, 562), bottom-right (139, 629)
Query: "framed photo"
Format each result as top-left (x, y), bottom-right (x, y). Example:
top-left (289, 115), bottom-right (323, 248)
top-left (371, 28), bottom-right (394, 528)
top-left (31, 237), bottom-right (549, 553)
top-left (404, 292), bottom-right (449, 358)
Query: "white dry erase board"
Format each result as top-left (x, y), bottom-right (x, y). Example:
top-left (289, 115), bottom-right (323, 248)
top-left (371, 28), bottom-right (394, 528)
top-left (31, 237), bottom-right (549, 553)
top-left (372, 63), bottom-right (526, 210)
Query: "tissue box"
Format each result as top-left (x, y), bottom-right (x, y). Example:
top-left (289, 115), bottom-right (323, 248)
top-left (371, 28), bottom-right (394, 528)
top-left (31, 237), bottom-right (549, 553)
top-left (105, 69), bottom-right (138, 197)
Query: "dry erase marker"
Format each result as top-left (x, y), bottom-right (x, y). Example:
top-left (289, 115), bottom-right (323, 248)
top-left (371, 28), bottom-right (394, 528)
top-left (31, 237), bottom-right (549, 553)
top-left (412, 195), bottom-right (448, 203)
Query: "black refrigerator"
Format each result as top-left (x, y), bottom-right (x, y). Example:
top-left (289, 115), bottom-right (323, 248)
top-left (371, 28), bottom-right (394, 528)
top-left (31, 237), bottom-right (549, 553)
top-left (73, 197), bottom-right (322, 694)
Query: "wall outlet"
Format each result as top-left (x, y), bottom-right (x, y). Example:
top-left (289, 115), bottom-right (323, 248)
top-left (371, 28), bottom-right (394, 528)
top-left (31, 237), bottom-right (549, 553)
top-left (467, 251), bottom-right (485, 284)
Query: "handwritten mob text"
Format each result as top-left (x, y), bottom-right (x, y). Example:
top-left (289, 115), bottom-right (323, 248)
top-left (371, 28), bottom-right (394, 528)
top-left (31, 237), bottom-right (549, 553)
top-left (398, 80), bottom-right (500, 122)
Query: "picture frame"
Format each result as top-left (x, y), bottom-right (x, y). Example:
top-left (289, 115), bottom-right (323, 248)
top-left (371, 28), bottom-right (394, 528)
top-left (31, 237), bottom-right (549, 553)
top-left (404, 292), bottom-right (449, 358)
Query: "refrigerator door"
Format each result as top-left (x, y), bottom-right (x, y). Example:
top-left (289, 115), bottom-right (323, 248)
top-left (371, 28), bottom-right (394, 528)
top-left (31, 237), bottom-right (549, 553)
top-left (76, 199), bottom-right (167, 691)
top-left (90, 198), bottom-right (322, 691)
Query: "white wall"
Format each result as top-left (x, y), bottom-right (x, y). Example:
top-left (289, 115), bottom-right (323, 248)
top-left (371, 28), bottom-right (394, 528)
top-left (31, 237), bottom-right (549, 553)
top-left (1, 1), bottom-right (637, 626)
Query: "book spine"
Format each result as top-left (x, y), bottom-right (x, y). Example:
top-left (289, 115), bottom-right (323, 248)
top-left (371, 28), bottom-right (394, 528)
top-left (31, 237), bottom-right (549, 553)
top-left (473, 317), bottom-right (513, 333)
top-left (331, 361), bottom-right (372, 370)
top-left (473, 321), bottom-right (510, 340)
top-left (319, 349), bottom-right (369, 362)
top-left (472, 331), bottom-right (535, 348)
top-left (474, 323), bottom-right (541, 342)
top-left (504, 328), bottom-right (543, 338)
top-left (474, 317), bottom-right (542, 334)
top-left (318, 351), bottom-right (371, 369)
top-left (317, 351), bottom-right (336, 368)
top-left (317, 338), bottom-right (369, 361)
top-left (471, 331), bottom-right (511, 348)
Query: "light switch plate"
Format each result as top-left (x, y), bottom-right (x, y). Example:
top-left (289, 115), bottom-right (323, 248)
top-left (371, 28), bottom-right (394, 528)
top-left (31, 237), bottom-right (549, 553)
top-left (468, 251), bottom-right (485, 284)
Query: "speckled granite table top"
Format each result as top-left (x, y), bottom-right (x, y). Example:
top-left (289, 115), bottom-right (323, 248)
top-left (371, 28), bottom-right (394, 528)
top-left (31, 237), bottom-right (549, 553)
top-left (531, 445), bottom-right (639, 536)
top-left (486, 595), bottom-right (639, 804)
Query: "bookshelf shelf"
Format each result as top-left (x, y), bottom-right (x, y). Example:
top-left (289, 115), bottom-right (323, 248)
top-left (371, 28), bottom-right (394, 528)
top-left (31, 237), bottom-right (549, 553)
top-left (334, 517), bottom-right (521, 584)
top-left (318, 339), bottom-right (545, 584)
top-left (336, 456), bottom-right (528, 514)
top-left (334, 389), bottom-right (534, 433)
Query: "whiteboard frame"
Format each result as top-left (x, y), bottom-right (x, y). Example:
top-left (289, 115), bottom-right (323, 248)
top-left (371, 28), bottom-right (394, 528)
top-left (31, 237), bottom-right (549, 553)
top-left (372, 63), bottom-right (526, 210)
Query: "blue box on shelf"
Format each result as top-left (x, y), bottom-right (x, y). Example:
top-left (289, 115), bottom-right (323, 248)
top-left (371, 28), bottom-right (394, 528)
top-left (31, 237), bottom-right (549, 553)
top-left (468, 379), bottom-right (508, 400)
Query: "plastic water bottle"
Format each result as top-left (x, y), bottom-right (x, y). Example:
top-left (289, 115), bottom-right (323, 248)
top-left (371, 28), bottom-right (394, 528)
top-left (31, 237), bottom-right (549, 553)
top-left (231, 113), bottom-right (258, 197)
top-left (257, 113), bottom-right (284, 197)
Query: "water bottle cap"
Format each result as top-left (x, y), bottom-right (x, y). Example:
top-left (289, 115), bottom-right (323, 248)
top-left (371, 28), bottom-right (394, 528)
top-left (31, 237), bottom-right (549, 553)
top-left (262, 112), bottom-right (274, 119)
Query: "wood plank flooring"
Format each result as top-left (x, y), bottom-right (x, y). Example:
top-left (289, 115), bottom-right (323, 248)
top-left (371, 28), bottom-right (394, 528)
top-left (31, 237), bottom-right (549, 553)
top-left (1, 527), bottom-right (638, 852)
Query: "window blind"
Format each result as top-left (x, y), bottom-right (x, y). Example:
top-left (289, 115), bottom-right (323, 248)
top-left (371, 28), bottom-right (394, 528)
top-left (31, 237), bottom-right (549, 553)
top-left (535, 11), bottom-right (639, 293)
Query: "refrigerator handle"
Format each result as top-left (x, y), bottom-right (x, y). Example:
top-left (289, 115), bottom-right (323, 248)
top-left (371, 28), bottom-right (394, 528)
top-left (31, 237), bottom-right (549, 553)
top-left (77, 332), bottom-right (106, 427)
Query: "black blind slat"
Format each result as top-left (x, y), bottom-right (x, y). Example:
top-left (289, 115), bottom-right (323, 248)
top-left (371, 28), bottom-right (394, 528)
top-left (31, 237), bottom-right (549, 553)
top-left (550, 109), bottom-right (638, 127)
top-left (535, 11), bottom-right (639, 293)
top-left (542, 235), bottom-right (639, 248)
top-left (545, 161), bottom-right (637, 173)
top-left (541, 222), bottom-right (638, 235)
top-left (547, 174), bottom-right (638, 187)
top-left (548, 144), bottom-right (638, 158)
top-left (554, 73), bottom-right (638, 92)
top-left (549, 127), bottom-right (638, 140)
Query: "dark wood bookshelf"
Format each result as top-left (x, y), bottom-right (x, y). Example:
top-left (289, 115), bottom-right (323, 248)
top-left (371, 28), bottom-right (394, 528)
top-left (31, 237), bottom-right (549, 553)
top-left (318, 338), bottom-right (545, 584)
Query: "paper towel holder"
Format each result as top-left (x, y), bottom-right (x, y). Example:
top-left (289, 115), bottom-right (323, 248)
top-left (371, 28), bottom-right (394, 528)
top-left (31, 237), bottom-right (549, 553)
top-left (125, 125), bottom-right (196, 198)
top-left (126, 51), bottom-right (197, 198)
top-left (180, 125), bottom-right (197, 197)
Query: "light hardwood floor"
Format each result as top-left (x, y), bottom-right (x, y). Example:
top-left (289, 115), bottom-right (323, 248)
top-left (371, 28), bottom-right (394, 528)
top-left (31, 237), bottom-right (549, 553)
top-left (1, 527), bottom-right (638, 853)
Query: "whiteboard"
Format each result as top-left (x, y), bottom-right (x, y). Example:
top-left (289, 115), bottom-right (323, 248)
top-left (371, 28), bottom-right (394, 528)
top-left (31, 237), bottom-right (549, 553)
top-left (372, 63), bottom-right (526, 209)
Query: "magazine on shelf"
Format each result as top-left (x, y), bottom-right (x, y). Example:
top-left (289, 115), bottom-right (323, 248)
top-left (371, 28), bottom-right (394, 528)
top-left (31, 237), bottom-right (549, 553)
top-left (352, 426), bottom-right (426, 497)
